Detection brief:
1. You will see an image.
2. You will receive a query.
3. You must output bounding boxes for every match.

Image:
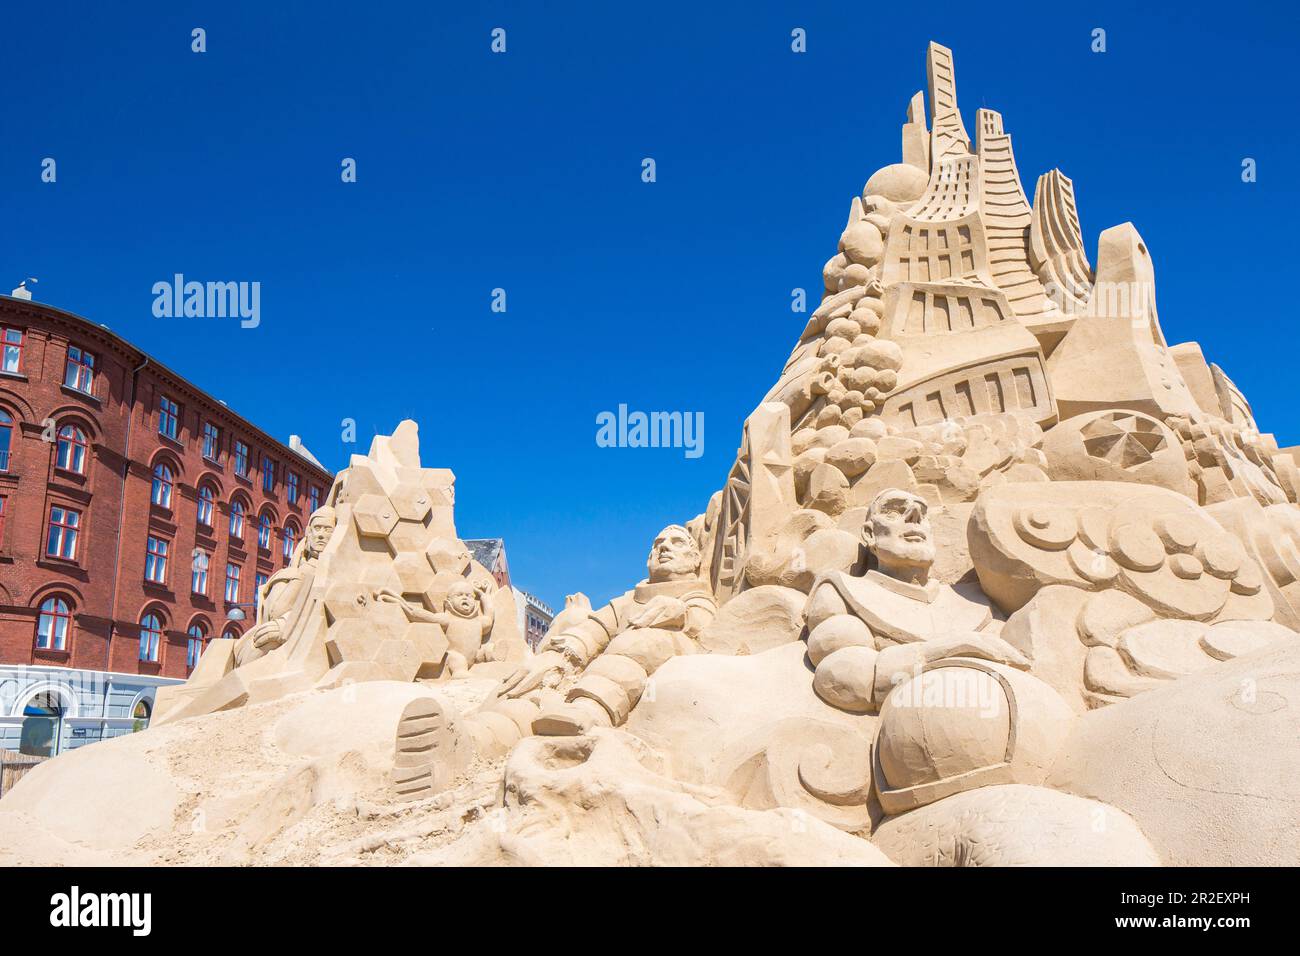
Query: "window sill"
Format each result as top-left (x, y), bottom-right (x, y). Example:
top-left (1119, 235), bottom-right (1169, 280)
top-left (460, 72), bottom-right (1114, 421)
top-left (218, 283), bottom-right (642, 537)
top-left (202, 454), bottom-right (222, 468)
top-left (52, 467), bottom-right (86, 483)
top-left (142, 580), bottom-right (174, 597)
top-left (137, 660), bottom-right (161, 676)
top-left (33, 647), bottom-right (71, 662)
top-left (0, 370), bottom-right (28, 381)
top-left (59, 384), bottom-right (100, 406)
top-left (37, 556), bottom-right (82, 572)
top-left (158, 434), bottom-right (186, 453)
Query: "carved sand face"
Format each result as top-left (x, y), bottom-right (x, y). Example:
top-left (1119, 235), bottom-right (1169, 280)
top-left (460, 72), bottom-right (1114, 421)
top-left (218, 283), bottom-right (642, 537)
top-left (864, 489), bottom-right (935, 577)
top-left (305, 512), bottom-right (336, 557)
top-left (446, 583), bottom-right (478, 616)
top-left (646, 525), bottom-right (701, 583)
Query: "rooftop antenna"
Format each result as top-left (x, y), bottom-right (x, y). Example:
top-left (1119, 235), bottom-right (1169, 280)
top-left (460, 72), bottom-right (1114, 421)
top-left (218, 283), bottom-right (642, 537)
top-left (10, 277), bottom-right (37, 300)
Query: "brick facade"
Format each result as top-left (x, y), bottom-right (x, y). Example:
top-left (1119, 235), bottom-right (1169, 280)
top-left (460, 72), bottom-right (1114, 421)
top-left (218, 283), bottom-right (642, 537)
top-left (0, 295), bottom-right (332, 682)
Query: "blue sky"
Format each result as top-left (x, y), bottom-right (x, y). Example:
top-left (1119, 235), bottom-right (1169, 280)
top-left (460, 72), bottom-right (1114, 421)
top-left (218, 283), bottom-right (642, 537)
top-left (2, 1), bottom-right (1296, 609)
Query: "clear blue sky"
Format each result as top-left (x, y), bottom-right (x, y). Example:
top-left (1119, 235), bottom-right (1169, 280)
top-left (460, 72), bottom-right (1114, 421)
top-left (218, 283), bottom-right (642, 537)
top-left (2, 1), bottom-right (1296, 609)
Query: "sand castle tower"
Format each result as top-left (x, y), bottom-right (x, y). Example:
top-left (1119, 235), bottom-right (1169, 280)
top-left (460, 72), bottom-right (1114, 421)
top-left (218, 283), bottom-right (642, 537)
top-left (700, 41), bottom-right (1296, 601)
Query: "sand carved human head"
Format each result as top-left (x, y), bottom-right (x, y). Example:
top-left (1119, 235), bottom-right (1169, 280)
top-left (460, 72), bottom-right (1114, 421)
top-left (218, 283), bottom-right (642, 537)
top-left (445, 581), bottom-right (480, 617)
top-left (305, 507), bottom-right (337, 558)
top-left (646, 524), bottom-right (702, 582)
top-left (864, 489), bottom-right (935, 585)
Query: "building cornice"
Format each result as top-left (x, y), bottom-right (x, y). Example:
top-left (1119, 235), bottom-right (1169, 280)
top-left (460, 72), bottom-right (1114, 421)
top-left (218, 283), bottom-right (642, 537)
top-left (0, 295), bottom-right (333, 483)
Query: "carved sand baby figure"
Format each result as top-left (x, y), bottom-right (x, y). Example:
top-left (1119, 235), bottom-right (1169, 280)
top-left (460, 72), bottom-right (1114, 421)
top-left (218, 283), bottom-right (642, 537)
top-left (375, 578), bottom-right (495, 677)
top-left (506, 524), bottom-right (718, 735)
top-left (805, 488), bottom-right (1029, 712)
top-left (234, 506), bottom-right (338, 667)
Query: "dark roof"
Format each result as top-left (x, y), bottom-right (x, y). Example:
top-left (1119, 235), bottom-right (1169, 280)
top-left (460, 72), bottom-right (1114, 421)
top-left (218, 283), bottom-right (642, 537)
top-left (463, 538), bottom-right (505, 570)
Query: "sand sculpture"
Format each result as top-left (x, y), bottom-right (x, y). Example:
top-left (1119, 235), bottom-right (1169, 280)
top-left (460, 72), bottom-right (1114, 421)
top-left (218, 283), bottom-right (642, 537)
top-left (2, 42), bottom-right (1297, 868)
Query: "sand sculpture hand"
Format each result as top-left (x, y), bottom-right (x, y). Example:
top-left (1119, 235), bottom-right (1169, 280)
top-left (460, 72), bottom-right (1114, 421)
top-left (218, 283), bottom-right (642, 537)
top-left (498, 650), bottom-right (570, 699)
top-left (249, 619), bottom-right (283, 650)
top-left (627, 595), bottom-right (688, 630)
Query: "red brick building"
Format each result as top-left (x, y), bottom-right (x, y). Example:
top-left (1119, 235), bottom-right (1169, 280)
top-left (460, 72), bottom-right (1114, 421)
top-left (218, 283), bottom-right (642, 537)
top-left (0, 294), bottom-right (332, 683)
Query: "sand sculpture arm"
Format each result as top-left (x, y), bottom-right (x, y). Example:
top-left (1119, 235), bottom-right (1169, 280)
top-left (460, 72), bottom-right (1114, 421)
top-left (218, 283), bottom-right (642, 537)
top-left (248, 572), bottom-right (307, 649)
top-left (549, 613), bottom-right (619, 668)
top-left (682, 595), bottom-right (718, 640)
top-left (805, 581), bottom-right (851, 633)
top-left (475, 580), bottom-right (495, 638)
top-left (373, 587), bottom-right (446, 626)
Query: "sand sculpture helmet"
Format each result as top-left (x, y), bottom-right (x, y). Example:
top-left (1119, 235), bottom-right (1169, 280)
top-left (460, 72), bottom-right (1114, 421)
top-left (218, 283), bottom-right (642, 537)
top-left (445, 581), bottom-right (480, 617)
top-left (864, 489), bottom-right (935, 580)
top-left (646, 524), bottom-right (702, 583)
top-left (305, 507), bottom-right (337, 558)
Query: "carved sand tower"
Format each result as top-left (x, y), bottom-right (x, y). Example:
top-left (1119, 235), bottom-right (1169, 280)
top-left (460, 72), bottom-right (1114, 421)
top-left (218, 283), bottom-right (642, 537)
top-left (699, 41), bottom-right (1297, 606)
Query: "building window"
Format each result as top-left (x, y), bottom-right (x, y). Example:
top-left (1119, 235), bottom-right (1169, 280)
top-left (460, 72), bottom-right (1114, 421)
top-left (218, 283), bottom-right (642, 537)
top-left (192, 549), bottom-right (209, 595)
top-left (225, 563), bottom-right (241, 603)
top-left (262, 456), bottom-right (275, 493)
top-left (1, 327), bottom-right (24, 373)
top-left (283, 524), bottom-right (297, 560)
top-left (257, 513), bottom-right (272, 550)
top-left (197, 484), bottom-right (215, 527)
top-left (145, 535), bottom-right (169, 584)
top-left (151, 462), bottom-right (174, 508)
top-left (46, 505), bottom-right (80, 560)
top-left (202, 421), bottom-right (221, 461)
top-left (229, 500), bottom-right (245, 539)
top-left (222, 626), bottom-right (240, 641)
top-left (0, 410), bottom-right (13, 472)
top-left (64, 345), bottom-right (95, 393)
top-left (158, 396), bottom-right (179, 440)
top-left (186, 624), bottom-right (206, 670)
top-left (36, 597), bottom-right (72, 651)
top-left (55, 424), bottom-right (88, 474)
top-left (255, 572), bottom-right (268, 608)
top-left (139, 613), bottom-right (163, 662)
top-left (308, 485), bottom-right (320, 513)
top-left (132, 699), bottom-right (150, 734)
top-left (20, 692), bottom-right (64, 758)
top-left (233, 440), bottom-right (249, 477)
top-left (287, 471), bottom-right (299, 505)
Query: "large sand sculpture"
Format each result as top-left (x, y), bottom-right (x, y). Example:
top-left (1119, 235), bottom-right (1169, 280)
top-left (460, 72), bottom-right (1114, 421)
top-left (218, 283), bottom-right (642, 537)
top-left (3, 42), bottom-right (1298, 867)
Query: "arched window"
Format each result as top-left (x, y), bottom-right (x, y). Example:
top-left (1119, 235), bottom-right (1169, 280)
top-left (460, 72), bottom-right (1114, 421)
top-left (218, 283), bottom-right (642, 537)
top-left (229, 500), bottom-right (245, 539)
top-left (0, 410), bottom-right (13, 472)
top-left (282, 524), bottom-right (298, 561)
top-left (197, 484), bottom-right (215, 527)
top-left (222, 626), bottom-right (241, 642)
top-left (131, 699), bottom-right (151, 734)
top-left (185, 623), bottom-right (207, 670)
top-left (55, 424), bottom-right (88, 474)
top-left (36, 596), bottom-right (72, 651)
top-left (151, 463), bottom-right (174, 508)
top-left (139, 613), bottom-right (163, 662)
top-left (257, 512), bottom-right (272, 550)
top-left (20, 691), bottom-right (65, 757)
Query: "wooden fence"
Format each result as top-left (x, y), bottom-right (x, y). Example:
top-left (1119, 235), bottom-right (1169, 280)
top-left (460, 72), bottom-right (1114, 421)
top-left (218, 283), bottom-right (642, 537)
top-left (0, 749), bottom-right (48, 799)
